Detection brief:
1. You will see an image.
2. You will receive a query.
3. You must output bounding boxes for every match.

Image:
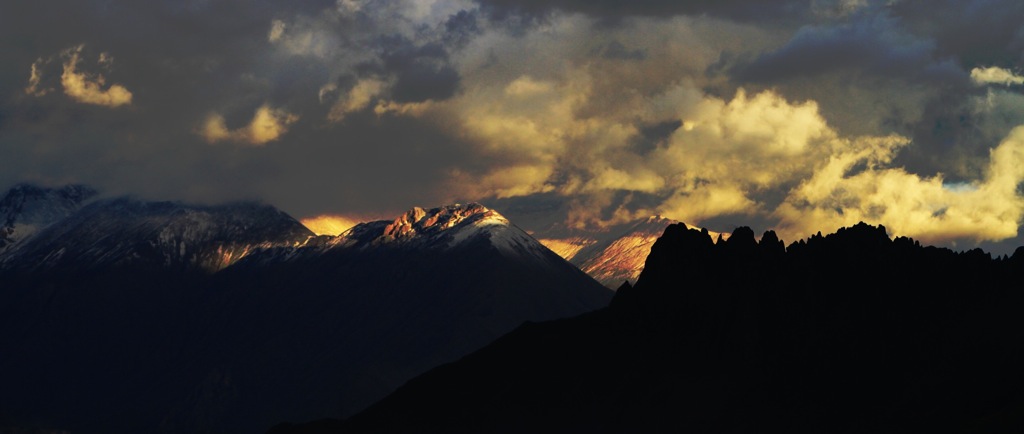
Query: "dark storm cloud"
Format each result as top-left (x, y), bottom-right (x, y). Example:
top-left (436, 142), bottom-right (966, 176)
top-left (890, 0), bottom-right (1024, 69)
top-left (0, 0), bottom-right (480, 218)
top-left (378, 39), bottom-right (461, 103)
top-left (735, 15), bottom-right (946, 82)
top-left (442, 9), bottom-right (483, 47)
top-left (477, 0), bottom-right (809, 22)
top-left (0, 1), bottom-right (314, 187)
top-left (735, 0), bottom-right (1024, 86)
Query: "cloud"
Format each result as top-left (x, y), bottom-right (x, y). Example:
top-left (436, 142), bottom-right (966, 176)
top-left (476, 0), bottom-right (807, 22)
top-left (504, 76), bottom-right (555, 97)
top-left (427, 36), bottom-right (1024, 246)
top-left (775, 126), bottom-right (1024, 244)
top-left (889, 0), bottom-right (1024, 68)
top-left (328, 77), bottom-right (388, 122)
top-left (24, 59), bottom-right (49, 96)
top-left (268, 19), bottom-right (286, 42)
top-left (971, 66), bottom-right (1024, 86)
top-left (380, 40), bottom-right (461, 103)
top-left (735, 13), bottom-right (940, 82)
top-left (59, 45), bottom-right (133, 107)
top-left (657, 184), bottom-right (758, 225)
top-left (201, 105), bottom-right (299, 145)
top-left (810, 0), bottom-right (869, 18)
top-left (449, 165), bottom-right (557, 199)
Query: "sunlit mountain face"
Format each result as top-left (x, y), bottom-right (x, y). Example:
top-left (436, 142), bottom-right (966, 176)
top-left (538, 216), bottom-right (731, 287)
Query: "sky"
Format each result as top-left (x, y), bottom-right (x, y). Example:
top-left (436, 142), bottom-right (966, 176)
top-left (2, 0), bottom-right (1024, 252)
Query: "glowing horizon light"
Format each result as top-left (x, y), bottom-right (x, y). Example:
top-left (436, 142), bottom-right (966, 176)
top-left (300, 215), bottom-right (362, 236)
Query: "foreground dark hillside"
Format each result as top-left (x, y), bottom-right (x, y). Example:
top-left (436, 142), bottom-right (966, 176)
top-left (276, 222), bottom-right (1024, 433)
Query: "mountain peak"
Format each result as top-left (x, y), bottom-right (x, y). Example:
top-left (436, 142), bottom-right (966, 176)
top-left (381, 203), bottom-right (504, 240)
top-left (232, 201), bottom-right (573, 277)
top-left (255, 202), bottom-right (555, 265)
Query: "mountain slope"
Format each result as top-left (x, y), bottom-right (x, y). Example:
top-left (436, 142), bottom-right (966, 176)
top-left (246, 203), bottom-right (565, 266)
top-left (0, 200), bottom-right (611, 434)
top-left (571, 216), bottom-right (677, 287)
top-left (539, 216), bottom-right (728, 287)
top-left (0, 184), bottom-right (96, 256)
top-left (206, 203), bottom-right (612, 429)
top-left (278, 222), bottom-right (1024, 433)
top-left (0, 197), bottom-right (314, 273)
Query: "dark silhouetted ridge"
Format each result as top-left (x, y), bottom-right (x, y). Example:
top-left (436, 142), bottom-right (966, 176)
top-left (277, 222), bottom-right (1024, 433)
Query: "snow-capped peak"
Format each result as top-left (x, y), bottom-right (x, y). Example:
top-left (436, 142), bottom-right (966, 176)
top-left (257, 203), bottom-right (556, 264)
top-left (379, 203), bottom-right (505, 241)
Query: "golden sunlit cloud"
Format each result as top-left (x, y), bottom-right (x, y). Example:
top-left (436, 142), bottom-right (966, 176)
top-left (328, 78), bottom-right (387, 122)
top-left (273, 10), bottom-right (1024, 247)
top-left (300, 215), bottom-right (361, 235)
top-left (657, 184), bottom-right (759, 225)
top-left (201, 105), bottom-right (299, 145)
top-left (423, 68), bottom-right (1024, 244)
top-left (60, 45), bottom-right (132, 107)
top-left (504, 76), bottom-right (555, 97)
top-left (971, 66), bottom-right (1024, 86)
top-left (24, 59), bottom-right (50, 96)
top-left (268, 19), bottom-right (286, 42)
top-left (775, 127), bottom-right (1024, 244)
top-left (565, 192), bottom-right (656, 231)
top-left (449, 165), bottom-right (557, 199)
top-left (97, 52), bottom-right (113, 67)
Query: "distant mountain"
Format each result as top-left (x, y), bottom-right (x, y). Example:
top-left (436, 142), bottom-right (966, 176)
top-left (245, 203), bottom-right (560, 266)
top-left (0, 191), bottom-right (611, 434)
top-left (538, 216), bottom-right (727, 287)
top-left (0, 196), bottom-right (314, 273)
top-left (0, 183), bottom-right (96, 256)
top-left (275, 223), bottom-right (1024, 433)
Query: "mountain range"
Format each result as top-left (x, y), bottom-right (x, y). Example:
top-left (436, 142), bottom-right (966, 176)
top-left (538, 216), bottom-right (728, 287)
top-left (0, 184), bottom-right (611, 434)
top-left (0, 182), bottom-right (680, 288)
top-left (275, 223), bottom-right (1024, 433)
top-left (8, 182), bottom-right (1024, 433)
